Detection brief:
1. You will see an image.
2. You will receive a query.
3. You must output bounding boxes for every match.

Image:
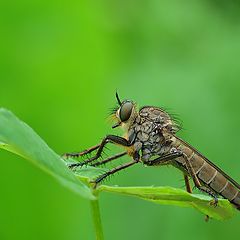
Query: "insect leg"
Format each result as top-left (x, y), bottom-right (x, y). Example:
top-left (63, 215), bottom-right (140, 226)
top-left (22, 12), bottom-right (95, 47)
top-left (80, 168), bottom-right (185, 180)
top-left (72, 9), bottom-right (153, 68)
top-left (145, 150), bottom-right (202, 190)
top-left (90, 152), bottom-right (127, 167)
top-left (182, 153), bottom-right (218, 206)
top-left (62, 144), bottom-right (101, 158)
top-left (145, 151), bottom-right (183, 166)
top-left (145, 153), bottom-right (194, 194)
top-left (181, 153), bottom-right (202, 188)
top-left (147, 150), bottom-right (218, 206)
top-left (199, 185), bottom-right (219, 222)
top-left (91, 152), bottom-right (140, 186)
top-left (184, 174), bottom-right (192, 193)
top-left (198, 186), bottom-right (218, 207)
top-left (68, 135), bottom-right (131, 168)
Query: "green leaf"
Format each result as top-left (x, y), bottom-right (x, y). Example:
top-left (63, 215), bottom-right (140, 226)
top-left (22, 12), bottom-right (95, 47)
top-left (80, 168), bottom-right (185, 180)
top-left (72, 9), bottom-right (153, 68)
top-left (0, 108), bottom-right (95, 200)
top-left (74, 166), bottom-right (109, 180)
top-left (63, 157), bottom-right (109, 181)
top-left (63, 158), bottom-right (109, 186)
top-left (98, 185), bottom-right (235, 220)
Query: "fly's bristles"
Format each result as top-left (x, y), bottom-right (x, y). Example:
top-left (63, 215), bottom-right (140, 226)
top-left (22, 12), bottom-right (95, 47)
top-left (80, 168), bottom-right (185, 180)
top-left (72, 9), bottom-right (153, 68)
top-left (108, 106), bottom-right (119, 115)
top-left (106, 113), bottom-right (118, 124)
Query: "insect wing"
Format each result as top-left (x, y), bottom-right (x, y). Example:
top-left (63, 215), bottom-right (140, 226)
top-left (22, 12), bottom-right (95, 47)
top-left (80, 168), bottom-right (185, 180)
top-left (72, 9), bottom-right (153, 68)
top-left (174, 135), bottom-right (240, 190)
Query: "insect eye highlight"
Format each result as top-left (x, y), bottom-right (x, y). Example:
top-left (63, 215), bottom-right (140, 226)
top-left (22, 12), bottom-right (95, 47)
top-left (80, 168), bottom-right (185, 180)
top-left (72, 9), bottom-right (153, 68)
top-left (119, 101), bottom-right (133, 122)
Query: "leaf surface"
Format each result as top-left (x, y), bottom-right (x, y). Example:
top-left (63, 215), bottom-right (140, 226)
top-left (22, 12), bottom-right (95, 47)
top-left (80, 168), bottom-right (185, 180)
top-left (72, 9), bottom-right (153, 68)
top-left (0, 108), bottom-right (94, 199)
top-left (98, 185), bottom-right (235, 220)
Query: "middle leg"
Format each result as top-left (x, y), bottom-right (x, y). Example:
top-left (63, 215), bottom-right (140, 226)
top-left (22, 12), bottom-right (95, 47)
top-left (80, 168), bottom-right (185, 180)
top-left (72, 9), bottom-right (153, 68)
top-left (62, 144), bottom-right (100, 158)
top-left (90, 151), bottom-right (127, 167)
top-left (68, 135), bottom-right (131, 168)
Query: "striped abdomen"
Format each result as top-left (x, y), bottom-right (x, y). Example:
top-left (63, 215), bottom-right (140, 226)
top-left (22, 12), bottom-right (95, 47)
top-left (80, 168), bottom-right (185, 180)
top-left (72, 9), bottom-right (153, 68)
top-left (173, 136), bottom-right (240, 209)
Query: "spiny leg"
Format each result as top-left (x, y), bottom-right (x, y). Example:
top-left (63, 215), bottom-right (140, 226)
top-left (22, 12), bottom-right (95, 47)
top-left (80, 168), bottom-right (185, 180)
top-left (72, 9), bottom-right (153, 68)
top-left (68, 135), bottom-right (131, 168)
top-left (92, 161), bottom-right (137, 185)
top-left (62, 144), bottom-right (101, 158)
top-left (91, 152), bottom-right (127, 167)
top-left (91, 152), bottom-right (140, 186)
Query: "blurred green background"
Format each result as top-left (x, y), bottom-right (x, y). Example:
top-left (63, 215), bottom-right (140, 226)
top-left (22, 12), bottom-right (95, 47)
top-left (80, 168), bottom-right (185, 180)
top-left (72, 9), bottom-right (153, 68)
top-left (0, 0), bottom-right (240, 239)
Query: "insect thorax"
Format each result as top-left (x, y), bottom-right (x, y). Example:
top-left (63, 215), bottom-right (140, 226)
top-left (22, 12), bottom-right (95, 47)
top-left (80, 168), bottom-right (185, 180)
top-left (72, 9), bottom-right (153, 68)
top-left (127, 106), bottom-right (177, 163)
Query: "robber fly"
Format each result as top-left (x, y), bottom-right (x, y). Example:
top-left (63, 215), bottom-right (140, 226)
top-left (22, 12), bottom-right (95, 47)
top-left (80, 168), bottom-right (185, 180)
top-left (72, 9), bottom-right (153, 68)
top-left (64, 93), bottom-right (240, 211)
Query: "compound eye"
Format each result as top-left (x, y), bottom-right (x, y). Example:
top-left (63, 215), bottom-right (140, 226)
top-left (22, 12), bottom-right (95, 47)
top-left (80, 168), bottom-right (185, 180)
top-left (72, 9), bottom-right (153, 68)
top-left (119, 101), bottom-right (133, 122)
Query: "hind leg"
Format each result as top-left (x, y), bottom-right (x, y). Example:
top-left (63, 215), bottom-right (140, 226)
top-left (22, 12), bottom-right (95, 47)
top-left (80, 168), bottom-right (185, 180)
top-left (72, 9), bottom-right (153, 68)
top-left (184, 174), bottom-right (192, 193)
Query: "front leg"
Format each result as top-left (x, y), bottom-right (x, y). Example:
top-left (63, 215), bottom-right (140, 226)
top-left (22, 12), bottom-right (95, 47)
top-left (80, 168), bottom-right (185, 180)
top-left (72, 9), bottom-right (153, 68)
top-left (62, 144), bottom-right (101, 158)
top-left (68, 135), bottom-right (131, 168)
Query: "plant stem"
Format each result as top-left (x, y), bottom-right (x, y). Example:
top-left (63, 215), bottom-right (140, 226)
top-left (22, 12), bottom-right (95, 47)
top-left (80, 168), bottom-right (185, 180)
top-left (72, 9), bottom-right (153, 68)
top-left (90, 198), bottom-right (104, 240)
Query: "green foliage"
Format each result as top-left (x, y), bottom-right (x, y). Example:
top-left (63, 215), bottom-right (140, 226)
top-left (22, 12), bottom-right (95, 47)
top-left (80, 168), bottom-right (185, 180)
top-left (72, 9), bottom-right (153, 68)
top-left (2, 1), bottom-right (240, 238)
top-left (97, 186), bottom-right (234, 221)
top-left (0, 108), bottom-right (94, 200)
top-left (0, 108), bottom-right (236, 222)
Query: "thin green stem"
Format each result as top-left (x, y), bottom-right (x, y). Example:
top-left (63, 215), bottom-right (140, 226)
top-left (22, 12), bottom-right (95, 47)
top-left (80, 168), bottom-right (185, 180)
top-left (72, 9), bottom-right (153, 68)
top-left (90, 198), bottom-right (104, 240)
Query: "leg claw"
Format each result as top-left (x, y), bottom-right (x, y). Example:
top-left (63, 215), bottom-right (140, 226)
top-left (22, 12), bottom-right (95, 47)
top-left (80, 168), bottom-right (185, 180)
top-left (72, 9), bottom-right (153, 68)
top-left (210, 198), bottom-right (218, 207)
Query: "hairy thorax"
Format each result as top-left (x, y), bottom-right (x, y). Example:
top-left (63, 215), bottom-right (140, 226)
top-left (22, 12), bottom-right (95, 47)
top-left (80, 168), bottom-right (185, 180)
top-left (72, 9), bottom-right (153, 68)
top-left (127, 106), bottom-right (176, 163)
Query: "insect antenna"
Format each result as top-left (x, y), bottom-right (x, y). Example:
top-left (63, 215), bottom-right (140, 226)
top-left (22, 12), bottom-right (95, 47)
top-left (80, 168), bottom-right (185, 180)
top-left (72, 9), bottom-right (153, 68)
top-left (116, 91), bottom-right (122, 105)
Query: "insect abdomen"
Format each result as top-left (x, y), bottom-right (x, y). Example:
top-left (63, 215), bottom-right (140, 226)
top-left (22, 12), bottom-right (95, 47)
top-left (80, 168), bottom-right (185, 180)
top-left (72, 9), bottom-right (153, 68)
top-left (174, 139), bottom-right (240, 209)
